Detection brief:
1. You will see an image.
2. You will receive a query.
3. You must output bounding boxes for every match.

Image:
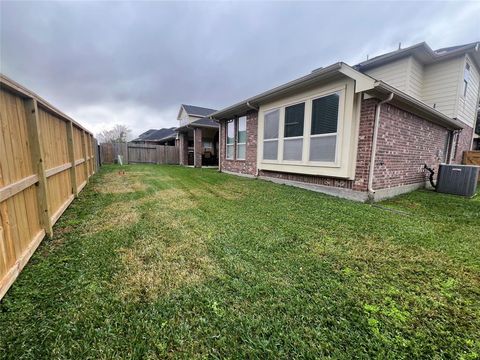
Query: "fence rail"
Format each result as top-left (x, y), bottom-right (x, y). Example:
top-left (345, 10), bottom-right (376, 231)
top-left (0, 74), bottom-right (96, 300)
top-left (463, 151), bottom-right (480, 166)
top-left (100, 142), bottom-right (179, 165)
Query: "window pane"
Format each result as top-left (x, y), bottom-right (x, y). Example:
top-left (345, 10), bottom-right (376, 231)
top-left (264, 109), bottom-right (279, 139)
top-left (283, 138), bottom-right (303, 161)
top-left (237, 144), bottom-right (246, 160)
top-left (263, 140), bottom-right (278, 160)
top-left (309, 135), bottom-right (336, 162)
top-left (311, 93), bottom-right (339, 135)
top-left (237, 116), bottom-right (246, 143)
top-left (226, 144), bottom-right (234, 159)
top-left (227, 120), bottom-right (234, 144)
top-left (284, 103), bottom-right (305, 137)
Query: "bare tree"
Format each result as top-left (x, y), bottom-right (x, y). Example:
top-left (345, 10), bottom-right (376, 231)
top-left (97, 124), bottom-right (131, 144)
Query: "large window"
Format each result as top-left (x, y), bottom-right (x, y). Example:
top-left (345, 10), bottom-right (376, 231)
top-left (283, 103), bottom-right (305, 161)
top-left (261, 90), bottom-right (342, 166)
top-left (309, 93), bottom-right (339, 162)
top-left (263, 109), bottom-right (279, 160)
top-left (226, 120), bottom-right (234, 159)
top-left (236, 116), bottom-right (246, 160)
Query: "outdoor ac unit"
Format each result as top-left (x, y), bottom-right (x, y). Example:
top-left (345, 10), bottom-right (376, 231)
top-left (436, 164), bottom-right (479, 197)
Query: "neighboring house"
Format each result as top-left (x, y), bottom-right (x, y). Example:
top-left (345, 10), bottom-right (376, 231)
top-left (212, 41), bottom-right (480, 202)
top-left (131, 127), bottom-right (177, 145)
top-left (176, 104), bottom-right (219, 167)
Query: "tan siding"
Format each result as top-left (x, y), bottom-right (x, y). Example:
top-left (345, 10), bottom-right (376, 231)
top-left (456, 54), bottom-right (480, 127)
top-left (422, 56), bottom-right (463, 118)
top-left (408, 57), bottom-right (424, 99)
top-left (365, 57), bottom-right (410, 92)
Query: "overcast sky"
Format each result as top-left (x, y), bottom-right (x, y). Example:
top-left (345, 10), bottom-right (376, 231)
top-left (1, 1), bottom-right (479, 138)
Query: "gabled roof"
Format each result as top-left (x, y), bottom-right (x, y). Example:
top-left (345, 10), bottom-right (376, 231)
top-left (133, 127), bottom-right (176, 142)
top-left (181, 104), bottom-right (217, 117)
top-left (176, 117), bottom-right (219, 132)
top-left (211, 62), bottom-right (463, 130)
top-left (355, 41), bottom-right (480, 70)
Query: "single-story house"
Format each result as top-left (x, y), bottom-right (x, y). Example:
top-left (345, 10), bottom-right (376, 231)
top-left (131, 127), bottom-right (177, 146)
top-left (175, 104), bottom-right (219, 167)
top-left (211, 41), bottom-right (480, 201)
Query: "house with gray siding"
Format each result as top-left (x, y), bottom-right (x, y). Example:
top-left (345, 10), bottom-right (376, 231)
top-left (211, 41), bottom-right (480, 201)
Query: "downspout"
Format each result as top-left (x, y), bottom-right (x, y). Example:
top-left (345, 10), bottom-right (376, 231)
top-left (367, 93), bottom-right (394, 199)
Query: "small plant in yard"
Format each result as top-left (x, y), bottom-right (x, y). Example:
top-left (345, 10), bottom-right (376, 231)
top-left (0, 164), bottom-right (479, 359)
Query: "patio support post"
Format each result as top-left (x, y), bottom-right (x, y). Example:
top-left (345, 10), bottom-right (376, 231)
top-left (179, 132), bottom-right (189, 166)
top-left (194, 127), bottom-right (202, 168)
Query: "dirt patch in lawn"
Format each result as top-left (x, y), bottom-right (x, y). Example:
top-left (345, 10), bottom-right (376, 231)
top-left (89, 201), bottom-right (140, 233)
top-left (115, 229), bottom-right (219, 302)
top-left (94, 171), bottom-right (147, 194)
top-left (142, 188), bottom-right (198, 211)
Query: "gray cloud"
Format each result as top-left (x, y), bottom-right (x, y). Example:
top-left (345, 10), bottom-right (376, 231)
top-left (1, 1), bottom-right (479, 137)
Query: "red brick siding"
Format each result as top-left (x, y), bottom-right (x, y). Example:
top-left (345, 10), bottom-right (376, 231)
top-left (219, 111), bottom-right (258, 175)
top-left (453, 125), bottom-right (474, 163)
top-left (372, 103), bottom-right (449, 189)
top-left (194, 127), bottom-right (202, 168)
top-left (220, 98), bottom-right (459, 194)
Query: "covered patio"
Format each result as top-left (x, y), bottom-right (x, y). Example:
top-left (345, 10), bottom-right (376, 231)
top-left (176, 118), bottom-right (219, 167)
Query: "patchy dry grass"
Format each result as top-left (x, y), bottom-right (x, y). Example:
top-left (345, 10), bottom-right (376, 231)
top-left (0, 164), bottom-right (479, 359)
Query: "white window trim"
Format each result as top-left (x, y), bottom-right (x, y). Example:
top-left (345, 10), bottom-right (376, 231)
top-left (226, 120), bottom-right (234, 160)
top-left (262, 108), bottom-right (281, 162)
top-left (236, 116), bottom-right (247, 160)
top-left (263, 88), bottom-right (344, 167)
top-left (257, 79), bottom-right (357, 179)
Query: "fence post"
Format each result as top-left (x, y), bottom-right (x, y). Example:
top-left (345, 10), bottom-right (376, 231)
top-left (66, 121), bottom-right (78, 196)
top-left (81, 130), bottom-right (89, 182)
top-left (25, 99), bottom-right (53, 237)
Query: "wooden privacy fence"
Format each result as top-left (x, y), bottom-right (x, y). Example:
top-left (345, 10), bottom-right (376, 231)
top-left (100, 143), bottom-right (179, 165)
top-left (0, 75), bottom-right (96, 300)
top-left (463, 151), bottom-right (480, 166)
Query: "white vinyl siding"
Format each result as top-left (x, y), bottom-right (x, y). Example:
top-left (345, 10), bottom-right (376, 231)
top-left (422, 56), bottom-right (463, 119)
top-left (365, 57), bottom-right (410, 92)
top-left (456, 55), bottom-right (480, 127)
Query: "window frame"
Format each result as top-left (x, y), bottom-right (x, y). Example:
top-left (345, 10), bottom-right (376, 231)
top-left (236, 116), bottom-right (247, 160)
top-left (262, 108), bottom-right (281, 162)
top-left (226, 119), bottom-right (235, 160)
top-left (259, 85), bottom-right (346, 169)
top-left (463, 62), bottom-right (471, 98)
top-left (307, 92), bottom-right (340, 164)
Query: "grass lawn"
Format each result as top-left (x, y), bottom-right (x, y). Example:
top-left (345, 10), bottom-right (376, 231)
top-left (0, 164), bottom-right (479, 359)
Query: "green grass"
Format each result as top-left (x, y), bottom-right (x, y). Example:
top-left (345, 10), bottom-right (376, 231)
top-left (1, 164), bottom-right (479, 359)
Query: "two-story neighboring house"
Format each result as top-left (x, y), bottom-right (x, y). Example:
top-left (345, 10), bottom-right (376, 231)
top-left (212, 41), bottom-right (480, 201)
top-left (175, 104), bottom-right (219, 167)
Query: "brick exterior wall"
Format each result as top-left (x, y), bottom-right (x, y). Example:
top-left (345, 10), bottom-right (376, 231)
top-left (453, 125), bottom-right (474, 163)
top-left (219, 98), bottom-right (465, 196)
top-left (219, 110), bottom-right (258, 175)
top-left (194, 127), bottom-right (202, 168)
top-left (372, 103), bottom-right (449, 189)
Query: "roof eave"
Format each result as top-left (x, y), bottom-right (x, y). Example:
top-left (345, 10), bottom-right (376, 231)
top-left (369, 81), bottom-right (464, 130)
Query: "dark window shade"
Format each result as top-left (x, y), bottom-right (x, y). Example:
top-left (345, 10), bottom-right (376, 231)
top-left (311, 94), bottom-right (339, 135)
top-left (284, 103), bottom-right (305, 137)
